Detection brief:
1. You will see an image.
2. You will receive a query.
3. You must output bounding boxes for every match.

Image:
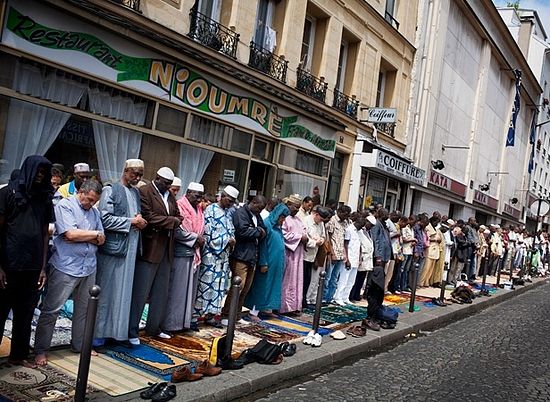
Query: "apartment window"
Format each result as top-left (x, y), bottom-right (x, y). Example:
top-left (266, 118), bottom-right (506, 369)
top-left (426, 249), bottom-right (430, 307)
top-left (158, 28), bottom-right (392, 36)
top-left (385, 0), bottom-right (396, 17)
top-left (198, 0), bottom-right (220, 21)
top-left (385, 0), bottom-right (399, 29)
top-left (376, 72), bottom-right (385, 107)
top-left (254, 0), bottom-right (276, 51)
top-left (300, 17), bottom-right (316, 70)
top-left (335, 41), bottom-right (348, 92)
top-left (376, 58), bottom-right (397, 107)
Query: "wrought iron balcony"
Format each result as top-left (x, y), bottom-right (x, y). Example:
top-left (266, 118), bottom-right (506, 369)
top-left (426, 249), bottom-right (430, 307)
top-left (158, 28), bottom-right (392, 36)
top-left (188, 5), bottom-right (240, 59)
top-left (385, 11), bottom-right (400, 30)
top-left (296, 68), bottom-right (327, 103)
top-left (333, 88), bottom-right (359, 119)
top-left (113, 0), bottom-right (140, 12)
top-left (374, 122), bottom-right (396, 138)
top-left (248, 41), bottom-right (288, 83)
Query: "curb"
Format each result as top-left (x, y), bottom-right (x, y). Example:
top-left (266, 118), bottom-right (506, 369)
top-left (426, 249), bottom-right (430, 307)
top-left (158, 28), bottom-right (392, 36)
top-left (108, 278), bottom-right (549, 402)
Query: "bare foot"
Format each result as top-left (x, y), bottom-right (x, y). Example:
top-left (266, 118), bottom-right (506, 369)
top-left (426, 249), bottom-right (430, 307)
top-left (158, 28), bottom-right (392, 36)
top-left (8, 359), bottom-right (37, 369)
top-left (91, 350), bottom-right (98, 357)
top-left (34, 353), bottom-right (48, 366)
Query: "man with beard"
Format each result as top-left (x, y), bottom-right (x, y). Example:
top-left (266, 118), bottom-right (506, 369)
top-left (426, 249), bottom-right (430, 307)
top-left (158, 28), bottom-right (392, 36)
top-left (94, 159), bottom-right (147, 348)
top-left (56, 162), bottom-right (91, 199)
top-left (0, 156), bottom-right (54, 367)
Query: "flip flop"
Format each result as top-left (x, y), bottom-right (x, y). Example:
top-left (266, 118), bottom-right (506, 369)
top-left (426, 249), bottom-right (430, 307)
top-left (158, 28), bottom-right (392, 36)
top-left (330, 330), bottom-right (347, 340)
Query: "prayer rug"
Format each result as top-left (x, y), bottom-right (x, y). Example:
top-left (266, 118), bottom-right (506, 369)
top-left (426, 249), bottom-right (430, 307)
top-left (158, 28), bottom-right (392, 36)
top-left (47, 349), bottom-right (158, 396)
top-left (103, 343), bottom-right (191, 381)
top-left (0, 360), bottom-right (98, 401)
top-left (237, 324), bottom-right (301, 344)
top-left (3, 316), bottom-right (72, 348)
top-left (252, 315), bottom-right (331, 336)
top-left (302, 304), bottom-right (369, 325)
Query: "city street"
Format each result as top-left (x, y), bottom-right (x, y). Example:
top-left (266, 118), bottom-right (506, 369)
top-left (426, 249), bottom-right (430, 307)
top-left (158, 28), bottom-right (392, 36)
top-left (254, 282), bottom-right (550, 401)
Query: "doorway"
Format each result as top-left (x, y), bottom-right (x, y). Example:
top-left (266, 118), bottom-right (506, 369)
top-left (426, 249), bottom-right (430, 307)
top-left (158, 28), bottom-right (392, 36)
top-left (248, 161), bottom-right (273, 201)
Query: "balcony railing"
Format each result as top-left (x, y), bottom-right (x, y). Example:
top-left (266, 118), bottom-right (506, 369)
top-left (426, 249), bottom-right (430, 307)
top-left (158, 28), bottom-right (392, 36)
top-left (333, 88), bottom-right (359, 119)
top-left (374, 122), bottom-right (396, 138)
top-left (296, 68), bottom-right (327, 103)
top-left (384, 11), bottom-right (400, 30)
top-left (113, 0), bottom-right (140, 12)
top-left (248, 41), bottom-right (288, 83)
top-left (188, 5), bottom-right (240, 59)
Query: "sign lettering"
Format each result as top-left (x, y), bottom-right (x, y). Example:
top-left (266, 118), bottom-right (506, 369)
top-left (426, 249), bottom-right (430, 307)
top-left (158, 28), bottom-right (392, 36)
top-left (375, 150), bottom-right (425, 185)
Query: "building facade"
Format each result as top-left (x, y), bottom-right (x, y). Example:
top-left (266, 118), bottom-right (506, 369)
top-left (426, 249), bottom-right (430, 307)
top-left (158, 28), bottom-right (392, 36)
top-left (0, 0), bottom-right (418, 208)
top-left (405, 0), bottom-right (541, 225)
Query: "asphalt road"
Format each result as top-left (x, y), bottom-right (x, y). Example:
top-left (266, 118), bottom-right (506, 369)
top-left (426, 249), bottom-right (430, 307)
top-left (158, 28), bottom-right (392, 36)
top-left (253, 282), bottom-right (550, 401)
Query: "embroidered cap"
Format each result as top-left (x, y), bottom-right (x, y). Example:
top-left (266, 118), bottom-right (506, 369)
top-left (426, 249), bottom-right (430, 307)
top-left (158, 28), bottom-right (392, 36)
top-left (223, 185), bottom-right (239, 199)
top-left (124, 159), bottom-right (144, 169)
top-left (157, 167), bottom-right (175, 181)
top-left (172, 177), bottom-right (181, 187)
top-left (74, 163), bottom-right (90, 173)
top-left (284, 194), bottom-right (302, 206)
top-left (187, 182), bottom-right (204, 192)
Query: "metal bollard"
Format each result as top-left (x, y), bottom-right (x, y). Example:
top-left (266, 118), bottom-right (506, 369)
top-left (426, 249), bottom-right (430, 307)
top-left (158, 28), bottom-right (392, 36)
top-left (223, 276), bottom-right (242, 361)
top-left (312, 271), bottom-right (326, 334)
top-left (438, 262), bottom-right (449, 303)
top-left (408, 262), bottom-right (420, 313)
top-left (75, 285), bottom-right (101, 402)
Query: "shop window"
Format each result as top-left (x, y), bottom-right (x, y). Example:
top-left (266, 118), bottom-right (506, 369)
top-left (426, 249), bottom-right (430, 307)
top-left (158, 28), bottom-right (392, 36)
top-left (253, 138), bottom-right (274, 161)
top-left (188, 115), bottom-right (230, 148)
top-left (366, 172), bottom-right (386, 206)
top-left (156, 104), bottom-right (187, 136)
top-left (275, 169), bottom-right (325, 201)
top-left (140, 135), bottom-right (180, 180)
top-left (201, 153), bottom-right (248, 198)
top-left (230, 129), bottom-right (252, 154)
top-left (278, 145), bottom-right (329, 176)
top-left (44, 115), bottom-right (99, 183)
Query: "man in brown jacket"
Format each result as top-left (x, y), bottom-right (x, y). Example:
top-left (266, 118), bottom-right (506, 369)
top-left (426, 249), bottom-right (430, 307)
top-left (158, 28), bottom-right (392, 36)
top-left (128, 167), bottom-right (182, 344)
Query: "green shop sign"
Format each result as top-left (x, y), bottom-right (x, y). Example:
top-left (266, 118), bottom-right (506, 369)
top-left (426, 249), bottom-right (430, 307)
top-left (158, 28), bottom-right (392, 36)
top-left (6, 5), bottom-right (335, 154)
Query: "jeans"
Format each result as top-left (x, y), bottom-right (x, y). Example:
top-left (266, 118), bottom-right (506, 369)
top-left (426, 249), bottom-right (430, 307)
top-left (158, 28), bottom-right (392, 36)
top-left (399, 254), bottom-right (414, 291)
top-left (467, 253), bottom-right (477, 280)
top-left (323, 260), bottom-right (344, 302)
top-left (34, 268), bottom-right (96, 355)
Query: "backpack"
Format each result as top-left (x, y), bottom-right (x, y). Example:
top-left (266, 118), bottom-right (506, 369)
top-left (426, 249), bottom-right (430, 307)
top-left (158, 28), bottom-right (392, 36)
top-left (238, 339), bottom-right (283, 365)
top-left (374, 305), bottom-right (399, 327)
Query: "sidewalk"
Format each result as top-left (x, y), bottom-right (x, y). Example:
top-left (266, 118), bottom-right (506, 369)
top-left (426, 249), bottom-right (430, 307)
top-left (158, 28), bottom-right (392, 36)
top-left (90, 276), bottom-right (549, 402)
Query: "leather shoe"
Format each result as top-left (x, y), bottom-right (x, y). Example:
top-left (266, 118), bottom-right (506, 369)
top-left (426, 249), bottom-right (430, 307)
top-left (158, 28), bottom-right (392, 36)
top-left (362, 319), bottom-right (380, 331)
top-left (171, 366), bottom-right (203, 383)
top-left (195, 359), bottom-right (222, 376)
top-left (140, 382), bottom-right (167, 399)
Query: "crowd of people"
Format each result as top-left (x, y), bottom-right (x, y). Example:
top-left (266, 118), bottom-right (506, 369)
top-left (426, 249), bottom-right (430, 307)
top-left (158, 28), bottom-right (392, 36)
top-left (0, 155), bottom-right (548, 369)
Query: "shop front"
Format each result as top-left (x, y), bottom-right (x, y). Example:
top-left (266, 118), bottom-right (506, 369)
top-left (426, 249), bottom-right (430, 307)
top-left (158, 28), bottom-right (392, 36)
top-left (411, 169), bottom-right (469, 217)
top-left (0, 0), bottom-right (338, 201)
top-left (349, 145), bottom-right (425, 212)
top-left (472, 190), bottom-right (499, 225)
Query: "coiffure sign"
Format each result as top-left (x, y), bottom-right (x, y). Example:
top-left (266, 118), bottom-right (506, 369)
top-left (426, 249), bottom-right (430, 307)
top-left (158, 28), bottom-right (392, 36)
top-left (366, 108), bottom-right (396, 123)
top-left (375, 150), bottom-right (425, 185)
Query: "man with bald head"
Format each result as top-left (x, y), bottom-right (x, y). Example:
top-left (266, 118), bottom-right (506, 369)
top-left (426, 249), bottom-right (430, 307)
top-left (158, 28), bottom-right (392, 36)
top-left (221, 195), bottom-right (267, 324)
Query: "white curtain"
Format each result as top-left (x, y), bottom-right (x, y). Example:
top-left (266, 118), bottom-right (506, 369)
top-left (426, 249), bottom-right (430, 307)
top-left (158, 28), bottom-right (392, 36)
top-left (284, 172), bottom-right (313, 198)
top-left (88, 88), bottom-right (147, 184)
top-left (2, 63), bottom-right (86, 180)
top-left (178, 143), bottom-right (214, 192)
top-left (188, 115), bottom-right (228, 148)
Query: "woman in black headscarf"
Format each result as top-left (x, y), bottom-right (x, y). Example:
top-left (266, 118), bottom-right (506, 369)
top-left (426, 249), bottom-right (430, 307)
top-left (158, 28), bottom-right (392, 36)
top-left (0, 155), bottom-right (54, 367)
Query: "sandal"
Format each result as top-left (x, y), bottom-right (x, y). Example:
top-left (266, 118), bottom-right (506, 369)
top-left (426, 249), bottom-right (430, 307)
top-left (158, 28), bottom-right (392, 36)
top-left (346, 326), bottom-right (367, 338)
top-left (271, 353), bottom-right (284, 365)
top-left (140, 382), bottom-right (167, 399)
top-left (151, 384), bottom-right (176, 402)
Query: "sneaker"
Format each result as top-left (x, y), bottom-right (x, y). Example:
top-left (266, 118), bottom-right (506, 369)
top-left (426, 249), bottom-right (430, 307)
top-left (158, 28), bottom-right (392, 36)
top-left (394, 290), bottom-right (402, 295)
top-left (157, 332), bottom-right (171, 339)
top-left (220, 319), bottom-right (229, 326)
top-left (384, 291), bottom-right (392, 296)
top-left (238, 318), bottom-right (250, 325)
top-left (128, 337), bottom-right (140, 346)
top-left (334, 300), bottom-right (346, 307)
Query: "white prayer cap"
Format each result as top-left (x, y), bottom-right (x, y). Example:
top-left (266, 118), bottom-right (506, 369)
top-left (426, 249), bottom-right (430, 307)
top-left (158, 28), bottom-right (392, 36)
top-left (187, 182), bottom-right (204, 192)
top-left (479, 225), bottom-right (487, 230)
top-left (157, 167), bottom-right (174, 181)
top-left (124, 159), bottom-right (144, 169)
top-left (490, 224), bottom-right (500, 229)
top-left (223, 185), bottom-right (239, 199)
top-left (446, 219), bottom-right (456, 226)
top-left (284, 194), bottom-right (302, 206)
top-left (367, 215), bottom-right (377, 225)
top-left (74, 163), bottom-right (90, 173)
top-left (172, 177), bottom-right (181, 187)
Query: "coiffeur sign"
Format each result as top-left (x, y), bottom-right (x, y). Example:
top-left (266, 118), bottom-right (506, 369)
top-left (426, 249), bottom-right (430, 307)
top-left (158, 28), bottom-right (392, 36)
top-left (375, 150), bottom-right (425, 185)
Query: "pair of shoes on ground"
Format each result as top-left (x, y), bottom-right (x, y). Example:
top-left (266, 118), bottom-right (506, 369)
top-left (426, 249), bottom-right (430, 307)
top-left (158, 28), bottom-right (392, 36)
top-left (330, 330), bottom-right (347, 340)
top-left (361, 319), bottom-right (380, 331)
top-left (346, 326), bottom-right (366, 338)
top-left (140, 382), bottom-right (176, 401)
top-left (171, 360), bottom-right (222, 383)
top-left (303, 330), bottom-right (322, 347)
top-left (220, 318), bottom-right (251, 326)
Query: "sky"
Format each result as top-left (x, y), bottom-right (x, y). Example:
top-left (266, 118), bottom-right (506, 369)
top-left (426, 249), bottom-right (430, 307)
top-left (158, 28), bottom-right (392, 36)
top-left (493, 0), bottom-right (550, 36)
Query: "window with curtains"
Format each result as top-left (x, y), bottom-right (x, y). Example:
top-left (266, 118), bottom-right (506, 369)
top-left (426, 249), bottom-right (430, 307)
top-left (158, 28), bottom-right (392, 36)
top-left (187, 115), bottom-right (253, 155)
top-left (139, 135), bottom-right (180, 180)
top-left (275, 169), bottom-right (325, 200)
top-left (278, 145), bottom-right (329, 176)
top-left (156, 104), bottom-right (187, 136)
